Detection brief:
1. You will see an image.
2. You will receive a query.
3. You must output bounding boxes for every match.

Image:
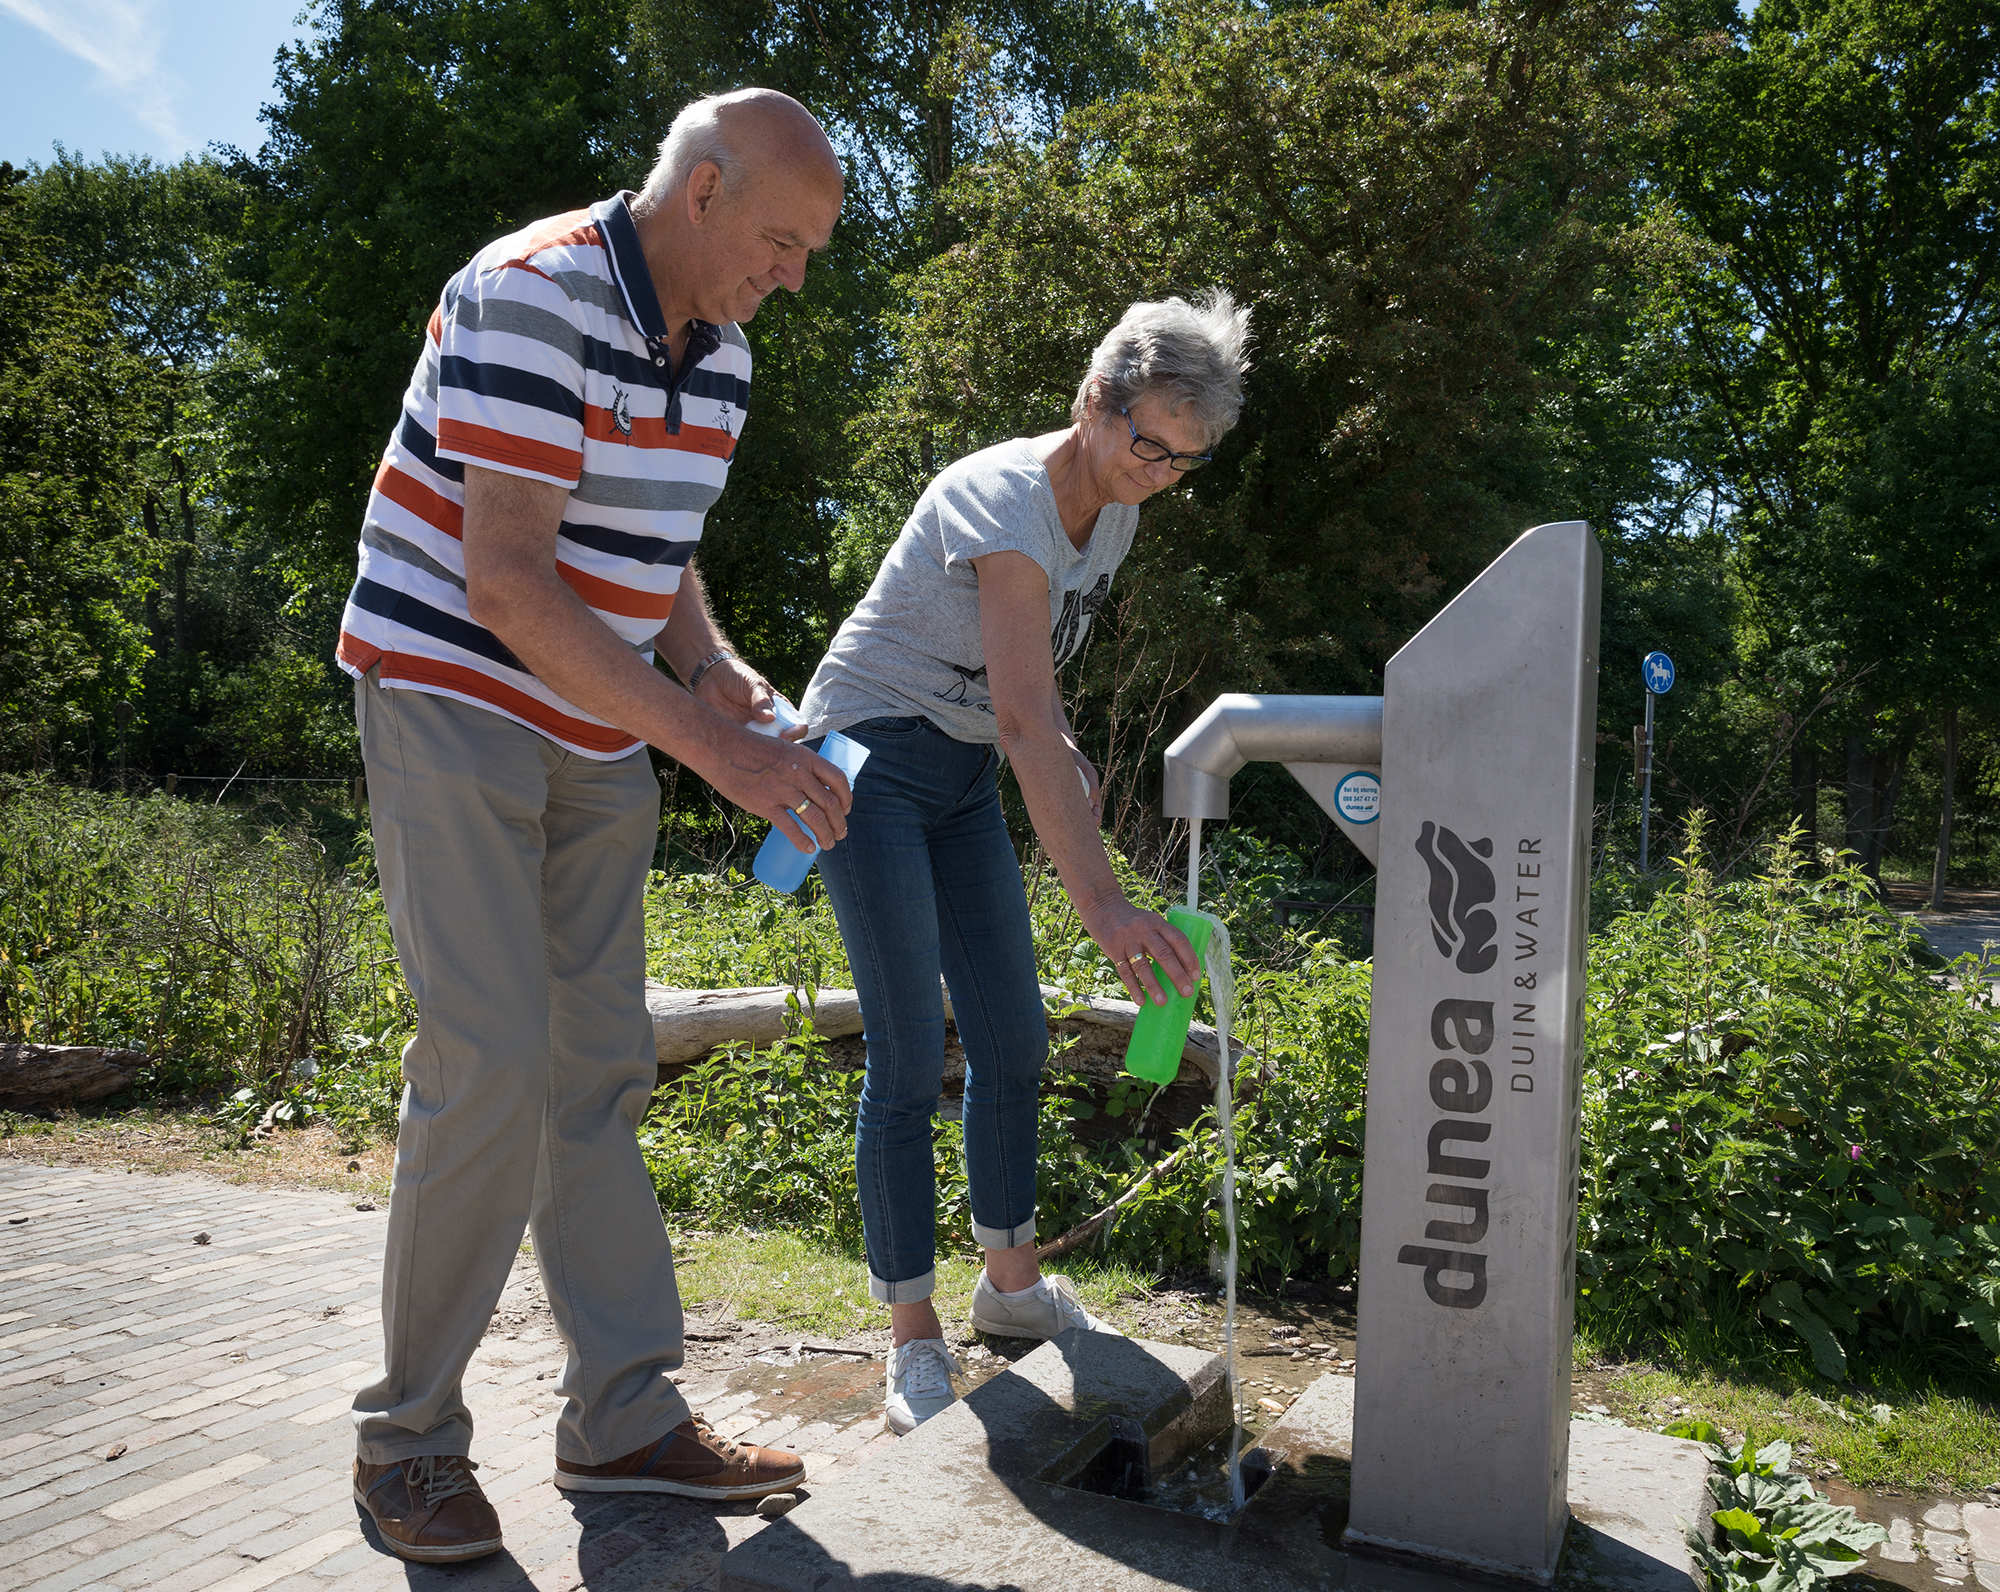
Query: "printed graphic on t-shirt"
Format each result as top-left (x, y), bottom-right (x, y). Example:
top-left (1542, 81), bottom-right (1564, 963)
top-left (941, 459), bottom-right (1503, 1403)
top-left (933, 662), bottom-right (991, 711)
top-left (1052, 574), bottom-right (1112, 666)
top-left (928, 572), bottom-right (1114, 712)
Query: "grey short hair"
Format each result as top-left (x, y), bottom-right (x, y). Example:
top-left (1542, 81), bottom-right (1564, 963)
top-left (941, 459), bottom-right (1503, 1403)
top-left (1071, 290), bottom-right (1254, 446)
top-left (634, 94), bottom-right (742, 215)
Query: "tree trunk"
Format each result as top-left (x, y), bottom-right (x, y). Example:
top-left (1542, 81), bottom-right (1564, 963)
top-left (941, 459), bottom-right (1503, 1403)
top-left (1865, 741), bottom-right (1912, 889)
top-left (1788, 727), bottom-right (1817, 846)
top-left (1844, 730), bottom-right (1871, 859)
top-left (1932, 704), bottom-right (1958, 911)
top-left (141, 491), bottom-right (162, 640)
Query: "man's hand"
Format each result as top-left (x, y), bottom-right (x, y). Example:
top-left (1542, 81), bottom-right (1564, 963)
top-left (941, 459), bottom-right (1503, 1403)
top-left (695, 656), bottom-right (807, 741)
top-left (710, 733), bottom-right (851, 853)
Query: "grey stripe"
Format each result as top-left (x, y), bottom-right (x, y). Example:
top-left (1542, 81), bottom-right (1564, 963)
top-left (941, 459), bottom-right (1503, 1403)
top-left (720, 323), bottom-right (749, 353)
top-left (459, 296), bottom-right (587, 365)
top-left (573, 473), bottom-right (722, 513)
top-left (550, 269), bottom-right (627, 317)
top-left (362, 522), bottom-right (465, 592)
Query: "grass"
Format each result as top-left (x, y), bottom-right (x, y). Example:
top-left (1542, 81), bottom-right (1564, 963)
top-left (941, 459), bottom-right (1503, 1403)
top-left (0, 1101), bottom-right (396, 1198)
top-left (1580, 1310), bottom-right (2000, 1493)
top-left (663, 1222), bottom-right (1159, 1341)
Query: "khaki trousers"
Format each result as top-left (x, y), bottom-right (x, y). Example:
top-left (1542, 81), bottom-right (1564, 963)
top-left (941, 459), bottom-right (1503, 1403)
top-left (350, 675), bottom-right (689, 1465)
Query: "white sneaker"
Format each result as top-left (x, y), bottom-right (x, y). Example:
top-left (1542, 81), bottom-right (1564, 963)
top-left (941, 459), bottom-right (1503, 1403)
top-left (883, 1337), bottom-right (962, 1435)
top-left (968, 1272), bottom-right (1120, 1340)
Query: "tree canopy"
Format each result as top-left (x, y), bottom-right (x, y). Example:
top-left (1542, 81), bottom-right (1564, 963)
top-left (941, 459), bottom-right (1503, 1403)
top-left (5, 0), bottom-right (1997, 886)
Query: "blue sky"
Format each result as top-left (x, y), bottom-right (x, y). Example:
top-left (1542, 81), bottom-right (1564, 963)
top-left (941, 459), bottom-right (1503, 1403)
top-left (1, 0), bottom-right (317, 169)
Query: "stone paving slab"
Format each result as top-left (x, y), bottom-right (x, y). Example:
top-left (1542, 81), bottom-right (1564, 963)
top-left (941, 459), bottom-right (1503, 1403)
top-left (0, 1163), bottom-right (897, 1591)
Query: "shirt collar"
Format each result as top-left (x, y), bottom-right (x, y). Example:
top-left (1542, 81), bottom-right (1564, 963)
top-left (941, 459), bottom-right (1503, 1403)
top-left (594, 191), bottom-right (722, 378)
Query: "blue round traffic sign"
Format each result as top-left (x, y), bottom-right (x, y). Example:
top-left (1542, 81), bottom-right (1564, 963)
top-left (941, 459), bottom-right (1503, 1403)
top-left (1642, 651), bottom-right (1675, 695)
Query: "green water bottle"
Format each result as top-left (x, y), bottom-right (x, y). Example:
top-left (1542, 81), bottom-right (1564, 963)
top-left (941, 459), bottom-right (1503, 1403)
top-left (1121, 907), bottom-right (1215, 1085)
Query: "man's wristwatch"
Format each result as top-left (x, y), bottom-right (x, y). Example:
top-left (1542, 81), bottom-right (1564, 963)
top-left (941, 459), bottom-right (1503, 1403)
top-left (687, 648), bottom-right (735, 693)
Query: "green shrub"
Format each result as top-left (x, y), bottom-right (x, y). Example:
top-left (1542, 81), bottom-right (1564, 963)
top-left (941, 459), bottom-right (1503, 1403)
top-left (639, 1021), bottom-right (864, 1248)
top-left (1669, 1422), bottom-right (1888, 1592)
top-left (636, 934), bottom-right (1377, 1282)
top-left (1580, 816), bottom-right (2000, 1377)
top-left (0, 776), bottom-right (409, 1121)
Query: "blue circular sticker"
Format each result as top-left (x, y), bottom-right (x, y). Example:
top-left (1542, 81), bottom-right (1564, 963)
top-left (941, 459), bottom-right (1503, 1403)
top-left (1334, 770), bottom-right (1381, 825)
top-left (1642, 651), bottom-right (1676, 695)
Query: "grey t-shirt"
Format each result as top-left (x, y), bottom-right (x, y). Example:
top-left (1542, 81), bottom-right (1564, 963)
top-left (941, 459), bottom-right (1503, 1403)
top-left (800, 438), bottom-right (1139, 743)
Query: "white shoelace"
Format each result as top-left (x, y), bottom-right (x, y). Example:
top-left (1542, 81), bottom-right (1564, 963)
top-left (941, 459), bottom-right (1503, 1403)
top-left (1042, 1274), bottom-right (1096, 1331)
top-left (892, 1338), bottom-right (960, 1402)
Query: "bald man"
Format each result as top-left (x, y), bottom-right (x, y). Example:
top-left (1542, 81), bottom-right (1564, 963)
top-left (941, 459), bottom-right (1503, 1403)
top-left (337, 91), bottom-right (851, 1564)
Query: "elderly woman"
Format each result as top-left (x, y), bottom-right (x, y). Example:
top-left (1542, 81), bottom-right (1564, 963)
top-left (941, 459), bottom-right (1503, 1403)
top-left (798, 291), bottom-right (1253, 1431)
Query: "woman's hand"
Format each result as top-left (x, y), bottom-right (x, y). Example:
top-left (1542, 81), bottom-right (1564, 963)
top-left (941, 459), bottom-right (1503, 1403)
top-left (1081, 897), bottom-right (1201, 1007)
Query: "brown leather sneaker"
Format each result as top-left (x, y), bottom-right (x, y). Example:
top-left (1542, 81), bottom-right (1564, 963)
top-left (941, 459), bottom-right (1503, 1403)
top-left (553, 1418), bottom-right (805, 1500)
top-left (352, 1454), bottom-right (502, 1563)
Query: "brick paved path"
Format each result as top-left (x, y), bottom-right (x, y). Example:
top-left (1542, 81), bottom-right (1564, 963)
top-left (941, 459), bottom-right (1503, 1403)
top-left (0, 1164), bottom-right (893, 1592)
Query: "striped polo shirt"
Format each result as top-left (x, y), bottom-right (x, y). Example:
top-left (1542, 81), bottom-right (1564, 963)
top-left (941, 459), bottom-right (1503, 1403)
top-left (335, 192), bottom-right (751, 758)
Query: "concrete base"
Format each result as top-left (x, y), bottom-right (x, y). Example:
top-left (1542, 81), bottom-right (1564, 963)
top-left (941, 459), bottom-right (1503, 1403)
top-left (719, 1334), bottom-right (1711, 1592)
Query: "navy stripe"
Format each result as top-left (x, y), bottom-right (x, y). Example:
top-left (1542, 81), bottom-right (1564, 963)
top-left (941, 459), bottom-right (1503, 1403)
top-left (679, 366), bottom-right (751, 408)
top-left (349, 578), bottom-right (528, 674)
top-left (560, 521), bottom-right (699, 567)
top-left (438, 356), bottom-right (585, 424)
top-left (441, 341), bottom-right (748, 416)
top-left (398, 413), bottom-right (464, 484)
top-left (569, 333), bottom-right (750, 407)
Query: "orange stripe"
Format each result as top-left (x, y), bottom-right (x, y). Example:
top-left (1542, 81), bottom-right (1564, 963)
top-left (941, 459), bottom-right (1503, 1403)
top-left (436, 420), bottom-right (582, 482)
top-left (582, 407), bottom-right (737, 461)
top-left (427, 306), bottom-right (443, 344)
top-left (513, 212), bottom-right (596, 258)
top-left (556, 561), bottom-right (676, 622)
top-left (342, 640), bottom-right (642, 756)
top-left (373, 460), bottom-right (464, 540)
top-left (336, 632), bottom-right (384, 675)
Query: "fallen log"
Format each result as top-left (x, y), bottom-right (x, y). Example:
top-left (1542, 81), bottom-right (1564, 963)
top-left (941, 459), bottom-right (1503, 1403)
top-left (647, 980), bottom-right (1243, 1084)
top-left (0, 1044), bottom-right (145, 1110)
top-left (645, 983), bottom-right (863, 1065)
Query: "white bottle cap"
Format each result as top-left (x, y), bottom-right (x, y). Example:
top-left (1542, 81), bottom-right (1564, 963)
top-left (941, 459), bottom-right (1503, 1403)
top-left (746, 694), bottom-right (805, 739)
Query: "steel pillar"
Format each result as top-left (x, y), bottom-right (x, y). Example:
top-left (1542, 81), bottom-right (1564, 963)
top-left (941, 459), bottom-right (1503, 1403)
top-left (1160, 520), bottom-right (1601, 1583)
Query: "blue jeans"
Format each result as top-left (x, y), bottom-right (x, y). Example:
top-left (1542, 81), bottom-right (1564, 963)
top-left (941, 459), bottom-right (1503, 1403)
top-left (814, 718), bottom-right (1048, 1303)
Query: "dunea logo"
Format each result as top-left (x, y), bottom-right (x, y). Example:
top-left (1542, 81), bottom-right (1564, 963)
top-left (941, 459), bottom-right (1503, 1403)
top-left (1415, 821), bottom-right (1498, 974)
top-left (611, 385), bottom-right (633, 437)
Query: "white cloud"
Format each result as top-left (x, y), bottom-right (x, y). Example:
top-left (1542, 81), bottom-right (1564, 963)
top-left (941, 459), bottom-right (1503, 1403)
top-left (0, 0), bottom-right (188, 148)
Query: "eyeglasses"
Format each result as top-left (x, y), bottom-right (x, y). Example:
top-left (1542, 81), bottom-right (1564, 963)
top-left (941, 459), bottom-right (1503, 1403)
top-left (1119, 408), bottom-right (1212, 472)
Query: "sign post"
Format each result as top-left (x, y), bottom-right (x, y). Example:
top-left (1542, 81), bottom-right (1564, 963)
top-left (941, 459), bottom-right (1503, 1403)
top-left (1637, 651), bottom-right (1674, 871)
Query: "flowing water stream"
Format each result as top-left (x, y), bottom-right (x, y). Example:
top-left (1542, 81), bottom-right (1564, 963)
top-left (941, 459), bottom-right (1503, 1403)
top-left (1185, 818), bottom-right (1247, 1514)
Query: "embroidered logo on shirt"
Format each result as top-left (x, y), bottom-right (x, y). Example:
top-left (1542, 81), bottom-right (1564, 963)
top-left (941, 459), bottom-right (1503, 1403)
top-left (611, 386), bottom-right (633, 436)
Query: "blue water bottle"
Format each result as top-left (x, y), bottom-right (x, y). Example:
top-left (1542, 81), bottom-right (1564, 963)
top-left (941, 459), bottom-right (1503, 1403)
top-left (749, 705), bottom-right (869, 893)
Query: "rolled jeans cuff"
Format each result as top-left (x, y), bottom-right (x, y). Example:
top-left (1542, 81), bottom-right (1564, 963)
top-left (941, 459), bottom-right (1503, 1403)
top-left (868, 1266), bottom-right (936, 1305)
top-left (971, 1211), bottom-right (1036, 1252)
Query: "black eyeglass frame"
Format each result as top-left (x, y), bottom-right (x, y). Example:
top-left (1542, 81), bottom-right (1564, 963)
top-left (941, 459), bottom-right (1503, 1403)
top-left (1117, 407), bottom-right (1212, 472)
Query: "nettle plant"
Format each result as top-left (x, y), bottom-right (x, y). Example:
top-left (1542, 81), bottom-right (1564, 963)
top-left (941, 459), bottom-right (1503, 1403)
top-left (1580, 817), bottom-right (2000, 1376)
top-left (1668, 1423), bottom-right (1887, 1592)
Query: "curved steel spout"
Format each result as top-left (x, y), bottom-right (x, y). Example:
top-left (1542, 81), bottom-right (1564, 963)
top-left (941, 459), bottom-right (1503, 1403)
top-left (1162, 694), bottom-right (1384, 822)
